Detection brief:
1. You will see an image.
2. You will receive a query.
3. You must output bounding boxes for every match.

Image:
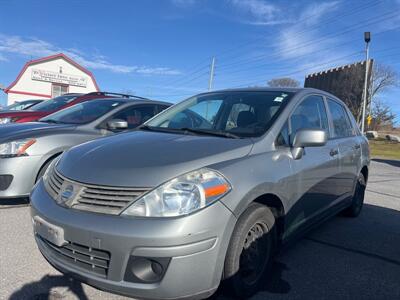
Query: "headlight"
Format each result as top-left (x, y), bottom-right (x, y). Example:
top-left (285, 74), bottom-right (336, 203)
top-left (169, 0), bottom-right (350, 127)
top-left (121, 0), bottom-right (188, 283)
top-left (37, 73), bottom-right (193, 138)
top-left (121, 168), bottom-right (231, 217)
top-left (0, 118), bottom-right (11, 124)
top-left (0, 139), bottom-right (36, 158)
top-left (42, 155), bottom-right (61, 182)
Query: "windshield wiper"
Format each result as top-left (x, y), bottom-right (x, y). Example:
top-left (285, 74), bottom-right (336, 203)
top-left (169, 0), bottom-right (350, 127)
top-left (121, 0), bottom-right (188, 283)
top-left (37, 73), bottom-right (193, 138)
top-left (180, 128), bottom-right (241, 139)
top-left (39, 119), bottom-right (63, 124)
top-left (140, 125), bottom-right (240, 138)
top-left (139, 125), bottom-right (182, 133)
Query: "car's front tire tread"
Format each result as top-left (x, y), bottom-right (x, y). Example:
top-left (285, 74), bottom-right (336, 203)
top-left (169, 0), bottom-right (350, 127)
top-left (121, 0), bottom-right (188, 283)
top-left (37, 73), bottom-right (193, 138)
top-left (223, 203), bottom-right (276, 299)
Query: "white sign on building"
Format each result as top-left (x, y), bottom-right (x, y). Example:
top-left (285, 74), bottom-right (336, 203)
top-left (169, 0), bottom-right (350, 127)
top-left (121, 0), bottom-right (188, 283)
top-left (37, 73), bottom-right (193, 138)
top-left (3, 53), bottom-right (99, 105)
top-left (31, 69), bottom-right (88, 87)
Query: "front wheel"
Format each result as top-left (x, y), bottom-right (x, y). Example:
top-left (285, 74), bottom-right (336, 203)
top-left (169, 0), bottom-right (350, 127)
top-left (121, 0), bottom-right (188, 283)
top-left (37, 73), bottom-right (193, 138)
top-left (223, 203), bottom-right (276, 299)
top-left (342, 173), bottom-right (366, 217)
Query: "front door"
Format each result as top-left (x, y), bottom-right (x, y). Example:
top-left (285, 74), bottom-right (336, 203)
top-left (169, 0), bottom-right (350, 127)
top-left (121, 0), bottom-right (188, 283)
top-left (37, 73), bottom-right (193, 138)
top-left (284, 95), bottom-right (341, 237)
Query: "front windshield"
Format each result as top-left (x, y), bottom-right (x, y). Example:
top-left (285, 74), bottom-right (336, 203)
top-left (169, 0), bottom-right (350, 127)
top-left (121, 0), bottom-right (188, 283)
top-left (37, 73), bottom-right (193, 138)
top-left (40, 99), bottom-right (123, 124)
top-left (146, 91), bottom-right (293, 138)
top-left (6, 100), bottom-right (38, 111)
top-left (30, 95), bottom-right (80, 112)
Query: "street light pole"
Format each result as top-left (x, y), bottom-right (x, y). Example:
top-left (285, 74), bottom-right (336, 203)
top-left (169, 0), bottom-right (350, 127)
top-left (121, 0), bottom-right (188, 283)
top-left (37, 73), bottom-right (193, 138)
top-left (208, 56), bottom-right (215, 91)
top-left (361, 32), bottom-right (371, 134)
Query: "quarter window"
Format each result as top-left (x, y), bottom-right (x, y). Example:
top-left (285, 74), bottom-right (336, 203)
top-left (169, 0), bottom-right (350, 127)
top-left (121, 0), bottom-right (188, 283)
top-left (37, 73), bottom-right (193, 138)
top-left (289, 95), bottom-right (329, 142)
top-left (276, 121), bottom-right (289, 147)
top-left (327, 99), bottom-right (354, 138)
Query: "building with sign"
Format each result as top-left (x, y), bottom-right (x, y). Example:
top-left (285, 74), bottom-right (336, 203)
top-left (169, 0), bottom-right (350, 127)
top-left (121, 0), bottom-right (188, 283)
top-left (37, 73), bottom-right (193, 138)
top-left (3, 53), bottom-right (99, 105)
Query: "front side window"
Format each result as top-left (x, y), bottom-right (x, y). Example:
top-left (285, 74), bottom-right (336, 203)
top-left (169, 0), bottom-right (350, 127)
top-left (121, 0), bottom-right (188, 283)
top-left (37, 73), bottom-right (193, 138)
top-left (145, 91), bottom-right (293, 138)
top-left (40, 99), bottom-right (123, 124)
top-left (289, 95), bottom-right (329, 142)
top-left (327, 99), bottom-right (354, 138)
top-left (110, 105), bottom-right (158, 129)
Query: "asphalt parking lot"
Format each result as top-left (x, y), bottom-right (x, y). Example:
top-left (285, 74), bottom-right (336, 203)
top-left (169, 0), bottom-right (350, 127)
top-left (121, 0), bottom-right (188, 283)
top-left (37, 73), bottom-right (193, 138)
top-left (1, 159), bottom-right (399, 300)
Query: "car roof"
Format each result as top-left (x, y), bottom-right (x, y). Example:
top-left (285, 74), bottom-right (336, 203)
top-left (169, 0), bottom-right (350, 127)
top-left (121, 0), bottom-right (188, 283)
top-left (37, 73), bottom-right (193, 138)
top-left (199, 87), bottom-right (319, 94)
top-left (195, 87), bottom-right (341, 101)
top-left (86, 97), bottom-right (172, 106)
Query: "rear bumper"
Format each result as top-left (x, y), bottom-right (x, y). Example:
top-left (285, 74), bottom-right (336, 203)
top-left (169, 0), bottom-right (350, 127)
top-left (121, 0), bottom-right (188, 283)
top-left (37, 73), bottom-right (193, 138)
top-left (0, 156), bottom-right (42, 198)
top-left (30, 181), bottom-right (237, 299)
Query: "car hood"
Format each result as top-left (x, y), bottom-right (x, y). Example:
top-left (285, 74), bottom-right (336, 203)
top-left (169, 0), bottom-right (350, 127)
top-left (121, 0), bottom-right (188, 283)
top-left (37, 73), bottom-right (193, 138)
top-left (0, 122), bottom-right (76, 142)
top-left (57, 130), bottom-right (254, 187)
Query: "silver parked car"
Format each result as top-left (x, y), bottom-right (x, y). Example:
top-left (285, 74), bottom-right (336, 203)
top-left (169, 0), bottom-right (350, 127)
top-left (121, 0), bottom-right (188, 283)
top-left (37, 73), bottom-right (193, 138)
top-left (0, 98), bottom-right (170, 199)
top-left (30, 88), bottom-right (369, 299)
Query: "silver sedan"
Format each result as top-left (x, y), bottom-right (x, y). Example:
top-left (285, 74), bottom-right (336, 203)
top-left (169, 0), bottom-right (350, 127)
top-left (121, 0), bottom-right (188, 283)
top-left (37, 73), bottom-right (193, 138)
top-left (0, 98), bottom-right (170, 199)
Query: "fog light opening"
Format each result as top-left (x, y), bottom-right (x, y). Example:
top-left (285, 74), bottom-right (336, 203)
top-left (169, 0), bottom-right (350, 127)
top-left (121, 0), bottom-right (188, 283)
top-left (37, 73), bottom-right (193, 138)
top-left (124, 256), bottom-right (171, 284)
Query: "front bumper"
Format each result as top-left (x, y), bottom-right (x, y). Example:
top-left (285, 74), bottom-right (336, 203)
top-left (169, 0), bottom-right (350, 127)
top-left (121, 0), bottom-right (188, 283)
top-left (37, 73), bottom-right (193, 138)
top-left (0, 156), bottom-right (42, 198)
top-left (30, 181), bottom-right (237, 300)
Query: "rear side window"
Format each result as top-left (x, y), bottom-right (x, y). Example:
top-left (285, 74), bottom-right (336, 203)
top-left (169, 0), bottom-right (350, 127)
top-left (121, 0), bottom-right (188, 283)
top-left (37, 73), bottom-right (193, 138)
top-left (289, 95), bottom-right (329, 140)
top-left (327, 99), bottom-right (354, 138)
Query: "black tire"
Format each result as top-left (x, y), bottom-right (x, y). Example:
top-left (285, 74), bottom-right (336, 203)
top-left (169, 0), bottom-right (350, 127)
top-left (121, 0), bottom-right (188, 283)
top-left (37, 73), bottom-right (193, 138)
top-left (223, 203), bottom-right (276, 299)
top-left (36, 158), bottom-right (56, 183)
top-left (342, 173), bottom-right (366, 217)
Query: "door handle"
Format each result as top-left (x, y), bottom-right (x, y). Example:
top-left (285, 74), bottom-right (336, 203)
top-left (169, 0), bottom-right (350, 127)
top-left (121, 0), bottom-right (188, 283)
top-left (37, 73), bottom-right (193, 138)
top-left (330, 149), bottom-right (339, 157)
top-left (354, 144), bottom-right (360, 150)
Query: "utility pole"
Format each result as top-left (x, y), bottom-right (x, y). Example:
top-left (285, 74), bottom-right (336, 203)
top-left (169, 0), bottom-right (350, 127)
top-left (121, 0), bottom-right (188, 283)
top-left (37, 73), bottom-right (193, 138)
top-left (208, 56), bottom-right (215, 91)
top-left (361, 32), bottom-right (371, 134)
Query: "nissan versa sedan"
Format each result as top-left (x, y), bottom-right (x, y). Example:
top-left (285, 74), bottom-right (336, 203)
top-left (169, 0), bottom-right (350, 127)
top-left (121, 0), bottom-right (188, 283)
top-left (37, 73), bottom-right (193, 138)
top-left (0, 98), bottom-right (170, 199)
top-left (30, 88), bottom-right (369, 299)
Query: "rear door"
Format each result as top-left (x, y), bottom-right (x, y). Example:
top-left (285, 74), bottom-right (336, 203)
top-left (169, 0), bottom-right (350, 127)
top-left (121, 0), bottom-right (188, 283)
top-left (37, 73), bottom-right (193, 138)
top-left (284, 95), bottom-right (341, 235)
top-left (326, 98), bottom-right (359, 198)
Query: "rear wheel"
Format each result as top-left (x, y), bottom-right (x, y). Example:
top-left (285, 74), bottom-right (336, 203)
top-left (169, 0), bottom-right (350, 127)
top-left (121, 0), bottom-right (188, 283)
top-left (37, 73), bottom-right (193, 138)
top-left (223, 203), bottom-right (275, 299)
top-left (342, 173), bottom-right (366, 217)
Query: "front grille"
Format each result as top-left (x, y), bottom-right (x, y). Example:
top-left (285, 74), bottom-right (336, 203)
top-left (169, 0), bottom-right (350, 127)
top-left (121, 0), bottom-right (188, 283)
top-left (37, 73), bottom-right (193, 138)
top-left (0, 175), bottom-right (13, 191)
top-left (74, 186), bottom-right (150, 215)
top-left (47, 170), bottom-right (64, 198)
top-left (38, 235), bottom-right (110, 277)
top-left (46, 169), bottom-right (150, 215)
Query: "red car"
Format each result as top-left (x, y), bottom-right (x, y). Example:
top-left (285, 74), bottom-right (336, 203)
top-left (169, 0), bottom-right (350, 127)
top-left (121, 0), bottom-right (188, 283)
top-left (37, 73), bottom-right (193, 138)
top-left (0, 92), bottom-right (133, 124)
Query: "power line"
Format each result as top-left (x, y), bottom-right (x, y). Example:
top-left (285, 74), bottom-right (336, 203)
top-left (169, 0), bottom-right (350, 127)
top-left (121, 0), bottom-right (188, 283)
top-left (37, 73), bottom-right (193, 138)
top-left (217, 11), bottom-right (399, 72)
top-left (214, 0), bottom-right (383, 63)
top-left (227, 51), bottom-right (364, 88)
top-left (216, 0), bottom-right (384, 68)
top-left (150, 1), bottom-right (386, 91)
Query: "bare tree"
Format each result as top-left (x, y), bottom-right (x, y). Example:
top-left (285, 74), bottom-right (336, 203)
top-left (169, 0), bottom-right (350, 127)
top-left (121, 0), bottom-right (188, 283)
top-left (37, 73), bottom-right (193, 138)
top-left (367, 63), bottom-right (399, 114)
top-left (330, 63), bottom-right (398, 123)
top-left (370, 99), bottom-right (396, 130)
top-left (267, 77), bottom-right (300, 88)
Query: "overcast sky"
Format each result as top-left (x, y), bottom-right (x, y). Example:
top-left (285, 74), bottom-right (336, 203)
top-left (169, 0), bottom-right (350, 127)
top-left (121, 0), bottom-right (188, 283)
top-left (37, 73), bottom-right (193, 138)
top-left (0, 0), bottom-right (399, 122)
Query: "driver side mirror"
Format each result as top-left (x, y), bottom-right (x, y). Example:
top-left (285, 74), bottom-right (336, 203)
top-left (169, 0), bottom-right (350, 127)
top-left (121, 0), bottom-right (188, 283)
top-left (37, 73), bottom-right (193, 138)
top-left (291, 129), bottom-right (327, 160)
top-left (107, 119), bottom-right (128, 130)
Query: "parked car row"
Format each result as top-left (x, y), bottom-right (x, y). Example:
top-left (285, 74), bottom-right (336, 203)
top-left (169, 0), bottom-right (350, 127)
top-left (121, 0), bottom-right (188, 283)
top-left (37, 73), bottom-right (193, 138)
top-left (0, 93), bottom-right (171, 199)
top-left (2, 88), bottom-right (370, 299)
top-left (0, 99), bottom-right (44, 111)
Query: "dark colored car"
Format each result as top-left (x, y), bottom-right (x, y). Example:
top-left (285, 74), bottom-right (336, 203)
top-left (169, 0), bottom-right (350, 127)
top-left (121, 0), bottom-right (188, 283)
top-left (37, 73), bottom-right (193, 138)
top-left (2, 99), bottom-right (44, 111)
top-left (0, 92), bottom-right (137, 124)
